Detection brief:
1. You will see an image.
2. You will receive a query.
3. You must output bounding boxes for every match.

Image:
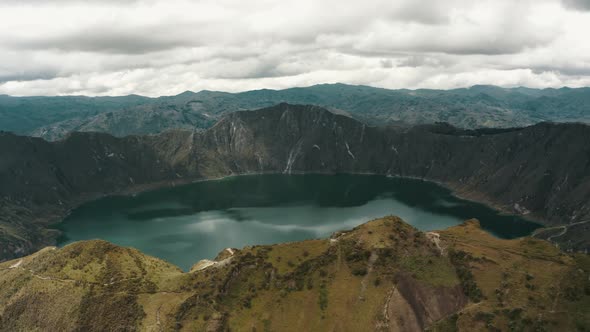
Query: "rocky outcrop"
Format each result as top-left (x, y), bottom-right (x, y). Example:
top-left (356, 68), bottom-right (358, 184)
top-left (1, 103), bottom-right (589, 261)
top-left (389, 274), bottom-right (468, 330)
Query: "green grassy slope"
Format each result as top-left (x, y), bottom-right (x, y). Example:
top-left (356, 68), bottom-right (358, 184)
top-left (0, 216), bottom-right (588, 331)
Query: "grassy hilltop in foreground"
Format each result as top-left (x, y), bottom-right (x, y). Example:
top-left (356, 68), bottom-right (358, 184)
top-left (1, 216), bottom-right (588, 331)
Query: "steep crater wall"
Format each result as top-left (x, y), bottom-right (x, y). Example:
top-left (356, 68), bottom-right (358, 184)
top-left (1, 103), bottom-right (589, 260)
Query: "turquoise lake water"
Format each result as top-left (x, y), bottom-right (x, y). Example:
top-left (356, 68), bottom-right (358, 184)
top-left (57, 174), bottom-right (540, 270)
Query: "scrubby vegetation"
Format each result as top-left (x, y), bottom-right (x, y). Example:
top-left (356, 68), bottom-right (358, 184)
top-left (1, 216), bottom-right (588, 331)
top-left (449, 249), bottom-right (483, 302)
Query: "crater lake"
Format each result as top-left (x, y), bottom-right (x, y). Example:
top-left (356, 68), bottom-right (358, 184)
top-left (56, 174), bottom-right (541, 270)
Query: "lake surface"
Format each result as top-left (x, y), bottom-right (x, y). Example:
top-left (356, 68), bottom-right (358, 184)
top-left (57, 174), bottom-right (541, 270)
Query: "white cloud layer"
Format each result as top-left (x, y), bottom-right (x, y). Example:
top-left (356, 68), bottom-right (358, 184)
top-left (0, 0), bottom-right (589, 96)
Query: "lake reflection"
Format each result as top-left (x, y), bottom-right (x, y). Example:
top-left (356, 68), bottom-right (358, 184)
top-left (57, 174), bottom-right (540, 270)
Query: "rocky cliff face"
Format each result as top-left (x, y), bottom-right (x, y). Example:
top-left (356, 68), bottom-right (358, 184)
top-left (1, 104), bottom-right (589, 261)
top-left (1, 217), bottom-right (588, 331)
top-left (203, 104), bottom-right (590, 230)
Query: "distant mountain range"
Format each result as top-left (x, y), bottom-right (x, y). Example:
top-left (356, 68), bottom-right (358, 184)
top-left (1, 83), bottom-right (589, 140)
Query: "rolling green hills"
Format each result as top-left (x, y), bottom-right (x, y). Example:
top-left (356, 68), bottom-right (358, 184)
top-left (2, 84), bottom-right (589, 140)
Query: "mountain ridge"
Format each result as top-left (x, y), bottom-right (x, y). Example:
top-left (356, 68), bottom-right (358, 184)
top-left (2, 83), bottom-right (590, 140)
top-left (9, 83), bottom-right (590, 99)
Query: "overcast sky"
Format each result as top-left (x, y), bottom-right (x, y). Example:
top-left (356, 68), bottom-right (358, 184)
top-left (1, 0), bottom-right (589, 96)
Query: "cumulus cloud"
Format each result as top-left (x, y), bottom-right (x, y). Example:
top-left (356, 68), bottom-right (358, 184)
top-left (0, 0), bottom-right (588, 96)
